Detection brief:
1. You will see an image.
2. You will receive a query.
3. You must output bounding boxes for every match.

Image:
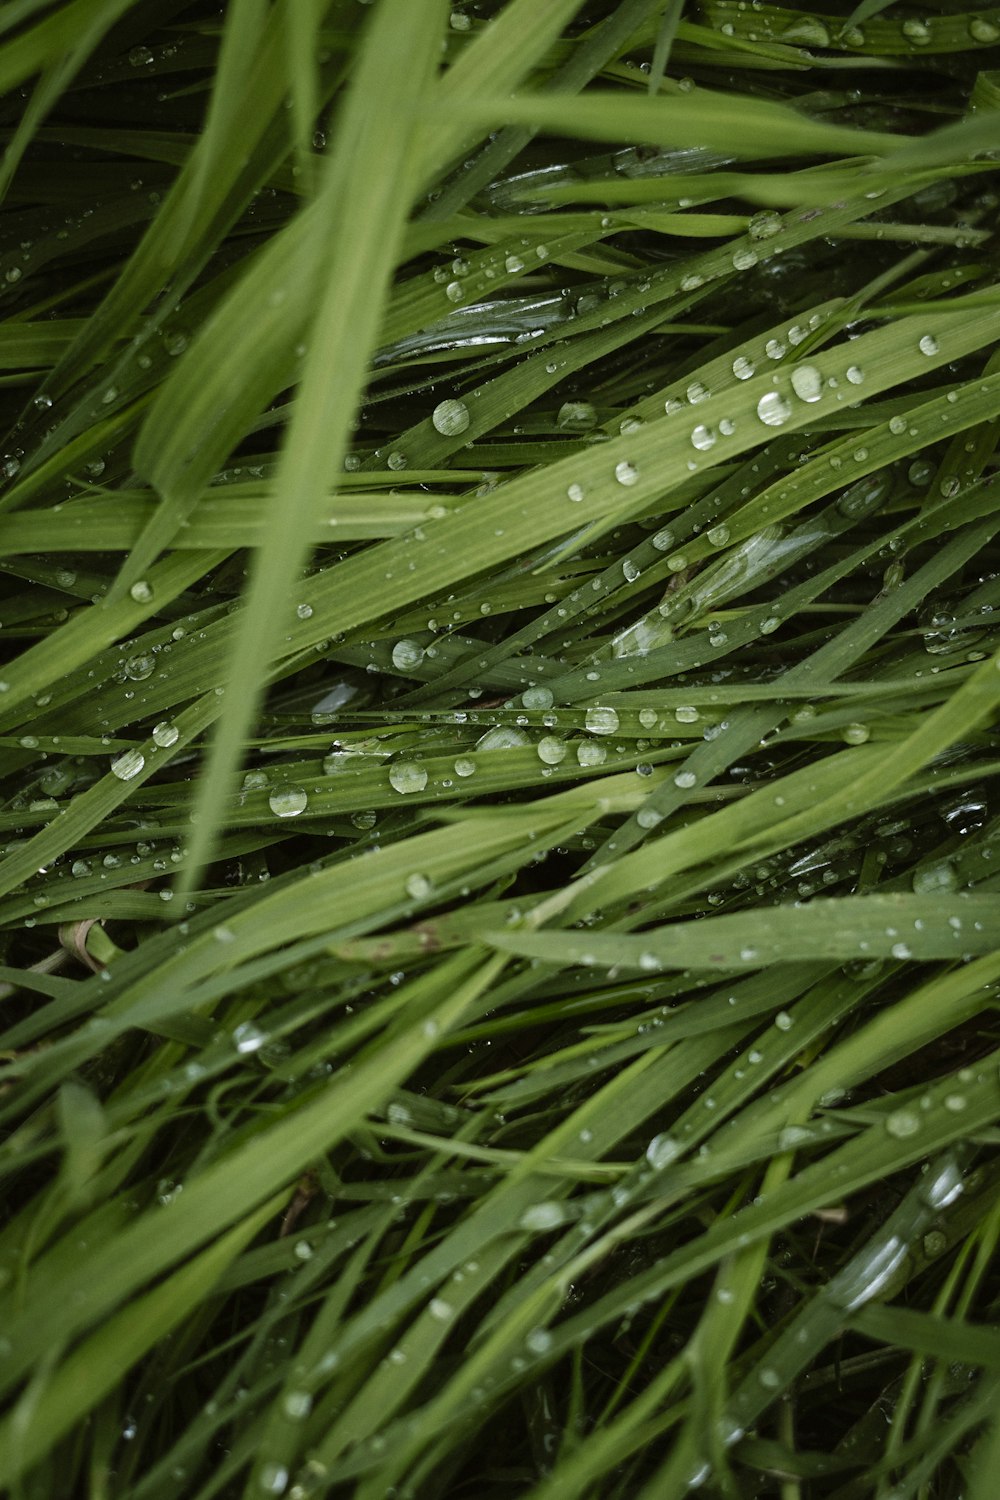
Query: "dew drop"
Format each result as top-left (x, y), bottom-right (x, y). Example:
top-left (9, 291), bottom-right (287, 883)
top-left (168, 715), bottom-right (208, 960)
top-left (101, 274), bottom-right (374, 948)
top-left (918, 333), bottom-right (939, 357)
top-left (111, 749), bottom-right (145, 781)
top-left (901, 17), bottom-right (931, 44)
top-left (584, 706), bottom-right (620, 735)
top-left (269, 785), bottom-right (308, 818)
top-left (757, 391), bottom-right (793, 427)
top-left (392, 639), bottom-right (425, 670)
top-left (886, 1108), bottom-right (920, 1138)
top-left (646, 1133), bottom-right (681, 1169)
top-left (535, 735), bottom-right (566, 765)
top-left (790, 364), bottom-right (823, 402)
top-left (389, 763), bottom-right (429, 794)
top-left (614, 460), bottom-right (639, 487)
top-left (152, 721), bottom-right (179, 748)
top-left (431, 398), bottom-right (470, 435)
top-left (577, 740), bottom-right (607, 766)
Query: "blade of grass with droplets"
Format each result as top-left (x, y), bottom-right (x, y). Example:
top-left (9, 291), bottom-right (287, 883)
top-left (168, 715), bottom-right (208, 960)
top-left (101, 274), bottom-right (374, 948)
top-left (169, 0), bottom-right (448, 894)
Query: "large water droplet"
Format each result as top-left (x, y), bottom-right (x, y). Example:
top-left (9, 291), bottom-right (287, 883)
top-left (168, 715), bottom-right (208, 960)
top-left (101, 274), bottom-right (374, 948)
top-left (558, 400), bottom-right (597, 430)
top-left (152, 721), bottom-right (179, 748)
top-left (646, 1133), bottom-right (681, 1169)
top-left (432, 398), bottom-right (470, 435)
top-left (901, 17), bottom-right (931, 44)
top-left (476, 726), bottom-right (531, 751)
top-left (584, 706), bottom-right (620, 735)
top-left (389, 762), bottom-right (429, 794)
top-left (790, 364), bottom-right (823, 402)
top-left (918, 333), bottom-right (939, 357)
top-left (124, 653), bottom-right (156, 681)
top-left (269, 785), bottom-right (308, 818)
top-left (392, 639), bottom-right (425, 670)
top-left (614, 460), bottom-right (639, 487)
top-left (757, 391), bottom-right (793, 427)
top-left (538, 735), bottom-right (567, 765)
top-left (111, 749), bottom-right (145, 781)
top-left (885, 1107), bottom-right (920, 1138)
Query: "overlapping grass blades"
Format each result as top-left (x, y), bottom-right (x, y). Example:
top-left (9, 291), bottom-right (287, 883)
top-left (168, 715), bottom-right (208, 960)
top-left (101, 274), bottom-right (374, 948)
top-left (2, 2), bottom-right (1000, 1497)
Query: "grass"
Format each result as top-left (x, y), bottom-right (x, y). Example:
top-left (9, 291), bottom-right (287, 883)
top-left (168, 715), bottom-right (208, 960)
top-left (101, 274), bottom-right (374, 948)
top-left (1, 0), bottom-right (1000, 1495)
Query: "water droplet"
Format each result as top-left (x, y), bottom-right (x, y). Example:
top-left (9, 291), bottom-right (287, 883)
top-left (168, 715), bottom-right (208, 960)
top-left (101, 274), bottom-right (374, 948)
top-left (269, 785), bottom-right (308, 818)
top-left (283, 1390), bottom-right (313, 1420)
top-left (646, 1133), bottom-right (681, 1169)
top-left (733, 247), bottom-right (758, 271)
top-left (691, 424), bottom-right (716, 452)
top-left (129, 580), bottom-right (154, 604)
top-left (912, 862), bottom-right (957, 895)
top-left (526, 1327), bottom-right (553, 1356)
top-left (584, 706), bottom-right (619, 735)
top-left (152, 721), bottom-right (179, 748)
top-left (577, 740), bottom-right (607, 766)
top-left (706, 524), bottom-right (730, 546)
top-left (846, 365), bottom-right (865, 386)
top-left (445, 281), bottom-right (464, 303)
top-left (389, 762), bottom-right (429, 794)
top-left (748, 211), bottom-right (782, 240)
top-left (431, 398), bottom-right (470, 435)
top-left (918, 333), bottom-right (939, 357)
top-left (790, 364), bottom-right (823, 402)
top-left (111, 749), bottom-right (144, 781)
top-left (258, 1461), bottom-right (289, 1495)
top-left (889, 414), bottom-right (907, 435)
top-left (392, 639), bottom-right (425, 670)
top-left (405, 872), bottom-right (432, 899)
top-left (504, 253), bottom-right (525, 274)
top-left (522, 685), bottom-right (554, 710)
top-left (476, 726), bottom-right (530, 751)
top-left (622, 558), bottom-right (640, 582)
top-left (233, 1022), bottom-right (266, 1054)
top-left (970, 16), bottom-right (999, 41)
top-left (566, 482), bottom-right (585, 503)
top-left (843, 723), bottom-right (869, 745)
top-left (757, 391), bottom-right (793, 427)
top-left (557, 401), bottom-right (597, 430)
top-left (521, 1202), bottom-right (566, 1231)
top-left (614, 460), bottom-right (639, 486)
top-left (765, 338), bottom-right (785, 361)
top-left (886, 1108), bottom-right (920, 1138)
top-left (454, 756), bottom-right (476, 777)
top-left (538, 735), bottom-right (567, 765)
top-left (732, 355), bottom-right (755, 380)
top-left (901, 17), bottom-right (931, 44)
top-left (673, 769), bottom-right (697, 789)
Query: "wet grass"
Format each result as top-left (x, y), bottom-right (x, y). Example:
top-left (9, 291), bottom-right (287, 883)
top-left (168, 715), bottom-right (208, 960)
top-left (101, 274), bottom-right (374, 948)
top-left (2, 2), bottom-right (1000, 1496)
